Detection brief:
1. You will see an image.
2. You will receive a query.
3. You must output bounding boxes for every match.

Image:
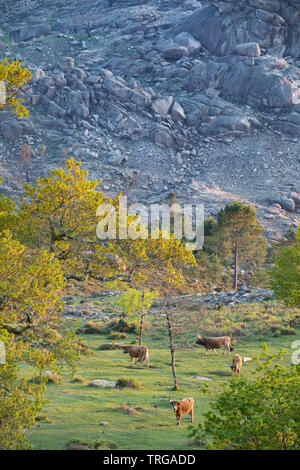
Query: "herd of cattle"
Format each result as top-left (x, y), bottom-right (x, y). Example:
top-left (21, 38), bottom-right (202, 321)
top-left (119, 335), bottom-right (244, 426)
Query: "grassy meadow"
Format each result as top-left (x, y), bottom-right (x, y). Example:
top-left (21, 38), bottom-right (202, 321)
top-left (23, 301), bottom-right (300, 450)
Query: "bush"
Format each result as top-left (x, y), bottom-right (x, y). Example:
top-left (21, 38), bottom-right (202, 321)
top-left (35, 415), bottom-right (53, 423)
top-left (29, 370), bottom-right (62, 385)
top-left (76, 340), bottom-right (93, 355)
top-left (66, 439), bottom-right (118, 450)
top-left (82, 322), bottom-right (103, 334)
top-left (115, 377), bottom-right (142, 389)
top-left (108, 332), bottom-right (128, 340)
top-left (189, 348), bottom-right (300, 450)
top-left (71, 376), bottom-right (88, 385)
top-left (98, 343), bottom-right (121, 351)
top-left (104, 317), bottom-right (139, 334)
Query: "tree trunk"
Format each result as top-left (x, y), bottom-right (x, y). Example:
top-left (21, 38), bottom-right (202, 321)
top-left (234, 243), bottom-right (238, 291)
top-left (139, 292), bottom-right (145, 346)
top-left (165, 303), bottom-right (178, 390)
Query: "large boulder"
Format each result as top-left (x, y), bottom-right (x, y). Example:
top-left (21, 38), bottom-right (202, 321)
top-left (163, 44), bottom-right (189, 60)
top-left (174, 32), bottom-right (201, 55)
top-left (172, 4), bottom-right (288, 57)
top-left (200, 115), bottom-right (251, 138)
top-left (59, 57), bottom-right (75, 72)
top-left (235, 42), bottom-right (261, 57)
top-left (0, 117), bottom-right (34, 141)
top-left (183, 57), bottom-right (300, 110)
top-left (171, 101), bottom-right (186, 123)
top-left (151, 97), bottom-right (173, 116)
top-left (154, 125), bottom-right (174, 147)
top-left (10, 23), bottom-right (51, 43)
top-left (278, 112), bottom-right (300, 136)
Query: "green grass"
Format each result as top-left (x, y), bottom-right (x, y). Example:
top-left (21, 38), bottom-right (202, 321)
top-left (26, 325), bottom-right (300, 450)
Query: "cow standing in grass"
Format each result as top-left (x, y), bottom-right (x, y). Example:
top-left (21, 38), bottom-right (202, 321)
top-left (196, 335), bottom-right (233, 354)
top-left (231, 354), bottom-right (242, 376)
top-left (120, 345), bottom-right (149, 368)
top-left (169, 397), bottom-right (194, 426)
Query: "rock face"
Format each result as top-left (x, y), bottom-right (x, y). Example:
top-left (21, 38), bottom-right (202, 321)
top-left (183, 55), bottom-right (300, 110)
top-left (173, 0), bottom-right (299, 58)
top-left (0, 0), bottom-right (299, 240)
top-left (10, 23), bottom-right (51, 43)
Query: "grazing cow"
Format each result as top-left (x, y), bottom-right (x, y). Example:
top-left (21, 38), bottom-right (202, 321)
top-left (196, 335), bottom-right (233, 354)
top-left (120, 345), bottom-right (149, 368)
top-left (169, 397), bottom-right (194, 426)
top-left (231, 354), bottom-right (242, 376)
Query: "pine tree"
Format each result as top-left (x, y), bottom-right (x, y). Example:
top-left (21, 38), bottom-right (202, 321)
top-left (211, 201), bottom-right (266, 290)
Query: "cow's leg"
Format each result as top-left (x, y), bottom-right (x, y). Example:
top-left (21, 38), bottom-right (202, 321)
top-left (190, 409), bottom-right (194, 423)
top-left (205, 349), bottom-right (208, 355)
top-left (176, 416), bottom-right (180, 426)
top-left (214, 349), bottom-right (217, 355)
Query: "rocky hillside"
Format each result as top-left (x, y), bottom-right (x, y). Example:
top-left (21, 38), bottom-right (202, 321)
top-left (0, 0), bottom-right (300, 241)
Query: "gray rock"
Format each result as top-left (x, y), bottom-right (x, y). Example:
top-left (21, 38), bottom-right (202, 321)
top-left (174, 32), bottom-right (201, 55)
top-left (151, 97), bottom-right (173, 116)
top-left (278, 112), bottom-right (300, 136)
top-left (235, 42), bottom-right (261, 57)
top-left (171, 101), bottom-right (186, 123)
top-left (10, 23), bottom-right (51, 43)
top-left (163, 44), bottom-right (189, 60)
top-left (154, 125), bottom-right (174, 147)
top-left (0, 118), bottom-right (34, 140)
top-left (59, 57), bottom-right (75, 72)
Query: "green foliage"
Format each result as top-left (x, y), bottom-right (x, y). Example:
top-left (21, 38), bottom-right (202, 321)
top-left (151, 299), bottom-right (300, 341)
top-left (189, 347), bottom-right (300, 449)
top-left (204, 201), bottom-right (267, 289)
top-left (98, 343), bottom-right (121, 351)
top-left (270, 225), bottom-right (300, 306)
top-left (66, 439), bottom-right (118, 450)
top-left (0, 231), bottom-right (79, 449)
top-left (0, 58), bottom-right (31, 118)
top-left (108, 332), bottom-right (128, 340)
top-left (117, 288), bottom-right (157, 317)
top-left (17, 158), bottom-right (195, 289)
top-left (115, 377), bottom-right (142, 389)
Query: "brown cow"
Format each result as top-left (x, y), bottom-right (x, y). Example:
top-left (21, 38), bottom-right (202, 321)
top-left (120, 345), bottom-right (149, 368)
top-left (196, 335), bottom-right (233, 354)
top-left (169, 397), bottom-right (194, 426)
top-left (230, 354), bottom-right (242, 376)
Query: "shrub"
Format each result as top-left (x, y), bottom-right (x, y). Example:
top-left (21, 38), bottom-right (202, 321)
top-left (189, 348), bottom-right (300, 450)
top-left (104, 317), bottom-right (139, 334)
top-left (83, 322), bottom-right (102, 334)
top-left (29, 371), bottom-right (62, 385)
top-left (115, 377), bottom-right (142, 389)
top-left (71, 376), bottom-right (88, 385)
top-left (108, 332), bottom-right (128, 340)
top-left (98, 343), bottom-right (121, 351)
top-left (35, 415), bottom-right (53, 423)
top-left (66, 439), bottom-right (118, 450)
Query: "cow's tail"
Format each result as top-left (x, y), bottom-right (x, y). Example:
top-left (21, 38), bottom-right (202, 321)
top-left (145, 349), bottom-right (149, 368)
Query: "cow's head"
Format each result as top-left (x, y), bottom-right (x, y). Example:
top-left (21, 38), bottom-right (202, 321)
top-left (169, 398), bottom-right (182, 412)
top-left (196, 335), bottom-right (203, 345)
top-left (121, 346), bottom-right (129, 354)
